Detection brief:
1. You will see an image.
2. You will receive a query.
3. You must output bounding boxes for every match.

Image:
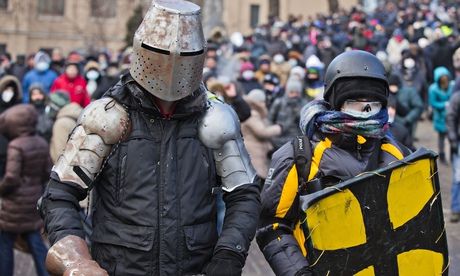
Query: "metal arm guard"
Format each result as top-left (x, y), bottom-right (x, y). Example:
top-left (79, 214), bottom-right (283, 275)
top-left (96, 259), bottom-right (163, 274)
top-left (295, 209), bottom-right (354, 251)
top-left (53, 97), bottom-right (130, 189)
top-left (198, 99), bottom-right (257, 192)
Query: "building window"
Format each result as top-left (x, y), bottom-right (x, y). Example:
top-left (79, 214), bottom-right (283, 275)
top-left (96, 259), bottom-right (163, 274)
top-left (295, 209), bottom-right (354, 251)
top-left (38, 0), bottom-right (65, 15)
top-left (0, 0), bottom-right (7, 9)
top-left (91, 0), bottom-right (116, 18)
top-left (250, 4), bottom-right (260, 29)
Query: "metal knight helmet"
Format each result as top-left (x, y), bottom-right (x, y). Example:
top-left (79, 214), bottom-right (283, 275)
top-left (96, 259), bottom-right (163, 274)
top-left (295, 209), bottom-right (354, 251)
top-left (130, 0), bottom-right (206, 101)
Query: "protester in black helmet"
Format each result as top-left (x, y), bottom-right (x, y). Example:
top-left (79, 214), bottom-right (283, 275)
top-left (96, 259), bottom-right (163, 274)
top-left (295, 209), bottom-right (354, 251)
top-left (256, 50), bottom-right (411, 276)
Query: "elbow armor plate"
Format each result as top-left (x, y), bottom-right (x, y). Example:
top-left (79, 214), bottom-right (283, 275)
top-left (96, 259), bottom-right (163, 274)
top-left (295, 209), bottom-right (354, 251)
top-left (53, 98), bottom-right (130, 189)
top-left (199, 99), bottom-right (257, 192)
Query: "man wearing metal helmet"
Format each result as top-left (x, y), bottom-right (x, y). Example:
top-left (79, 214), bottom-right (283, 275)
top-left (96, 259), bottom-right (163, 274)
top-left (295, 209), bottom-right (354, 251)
top-left (256, 50), bottom-right (411, 276)
top-left (38, 1), bottom-right (260, 275)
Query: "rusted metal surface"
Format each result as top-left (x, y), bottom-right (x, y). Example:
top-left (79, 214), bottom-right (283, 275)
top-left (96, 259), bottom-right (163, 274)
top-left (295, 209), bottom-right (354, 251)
top-left (130, 0), bottom-right (206, 101)
top-left (53, 98), bottom-right (130, 188)
top-left (46, 235), bottom-right (108, 276)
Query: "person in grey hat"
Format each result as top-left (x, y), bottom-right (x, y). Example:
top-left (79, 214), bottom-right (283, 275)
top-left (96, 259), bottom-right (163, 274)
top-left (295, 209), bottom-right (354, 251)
top-left (268, 77), bottom-right (307, 150)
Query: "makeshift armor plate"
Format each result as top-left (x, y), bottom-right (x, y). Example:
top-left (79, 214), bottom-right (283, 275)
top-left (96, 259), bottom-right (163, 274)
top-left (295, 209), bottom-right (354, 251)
top-left (299, 148), bottom-right (449, 275)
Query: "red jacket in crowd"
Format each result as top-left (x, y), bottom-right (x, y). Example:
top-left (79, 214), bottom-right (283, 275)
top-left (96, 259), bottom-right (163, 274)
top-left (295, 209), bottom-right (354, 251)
top-left (51, 74), bottom-right (91, 107)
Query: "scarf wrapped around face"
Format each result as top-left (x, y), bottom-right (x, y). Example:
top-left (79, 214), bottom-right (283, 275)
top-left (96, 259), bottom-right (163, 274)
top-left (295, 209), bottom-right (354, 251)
top-left (299, 100), bottom-right (389, 139)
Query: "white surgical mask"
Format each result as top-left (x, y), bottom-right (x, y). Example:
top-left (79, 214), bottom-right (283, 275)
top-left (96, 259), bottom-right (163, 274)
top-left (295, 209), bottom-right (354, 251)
top-left (341, 100), bottom-right (382, 118)
top-left (86, 70), bottom-right (100, 80)
top-left (242, 70), bottom-right (255, 80)
top-left (288, 58), bottom-right (298, 67)
top-left (2, 88), bottom-right (15, 103)
top-left (273, 54), bottom-right (285, 64)
top-left (403, 58), bottom-right (415, 69)
top-left (35, 61), bottom-right (49, 72)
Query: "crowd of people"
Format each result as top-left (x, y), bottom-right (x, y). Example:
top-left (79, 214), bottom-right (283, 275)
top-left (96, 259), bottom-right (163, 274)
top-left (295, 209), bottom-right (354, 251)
top-left (0, 0), bottom-right (459, 275)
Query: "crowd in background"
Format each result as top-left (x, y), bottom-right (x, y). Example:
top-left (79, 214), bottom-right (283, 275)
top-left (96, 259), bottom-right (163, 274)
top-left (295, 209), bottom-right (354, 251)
top-left (1, 0), bottom-right (460, 275)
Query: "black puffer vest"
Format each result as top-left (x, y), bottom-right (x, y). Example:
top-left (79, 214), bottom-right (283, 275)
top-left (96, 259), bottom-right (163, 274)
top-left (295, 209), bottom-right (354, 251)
top-left (90, 76), bottom-right (218, 276)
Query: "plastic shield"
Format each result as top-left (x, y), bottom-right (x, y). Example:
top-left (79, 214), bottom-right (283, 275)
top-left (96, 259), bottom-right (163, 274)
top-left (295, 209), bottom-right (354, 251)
top-left (299, 148), bottom-right (449, 275)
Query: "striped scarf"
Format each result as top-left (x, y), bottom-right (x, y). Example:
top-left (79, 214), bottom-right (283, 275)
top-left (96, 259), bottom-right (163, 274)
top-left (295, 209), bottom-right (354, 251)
top-left (299, 100), bottom-right (389, 139)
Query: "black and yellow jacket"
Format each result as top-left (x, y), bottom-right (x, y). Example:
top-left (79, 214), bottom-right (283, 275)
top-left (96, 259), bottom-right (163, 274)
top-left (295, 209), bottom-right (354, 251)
top-left (256, 133), bottom-right (410, 276)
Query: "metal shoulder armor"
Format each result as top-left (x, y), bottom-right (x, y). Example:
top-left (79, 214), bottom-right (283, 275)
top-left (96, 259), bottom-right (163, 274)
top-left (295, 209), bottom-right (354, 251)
top-left (53, 97), bottom-right (130, 189)
top-left (198, 99), bottom-right (257, 192)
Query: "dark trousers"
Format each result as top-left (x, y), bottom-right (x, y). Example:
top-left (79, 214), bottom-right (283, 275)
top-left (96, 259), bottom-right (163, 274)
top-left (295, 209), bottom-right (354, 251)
top-left (438, 132), bottom-right (447, 156)
top-left (0, 230), bottom-right (49, 276)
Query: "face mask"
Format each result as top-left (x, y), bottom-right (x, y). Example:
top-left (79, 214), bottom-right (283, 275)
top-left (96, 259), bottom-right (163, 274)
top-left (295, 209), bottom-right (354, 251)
top-left (35, 61), bottom-right (50, 72)
top-left (99, 61), bottom-right (108, 71)
top-left (242, 70), bottom-right (255, 80)
top-left (288, 59), bottom-right (298, 67)
top-left (403, 58), bottom-right (415, 69)
top-left (32, 99), bottom-right (45, 108)
top-left (2, 88), bottom-right (15, 103)
top-left (341, 100), bottom-right (382, 118)
top-left (86, 70), bottom-right (100, 80)
top-left (273, 54), bottom-right (285, 64)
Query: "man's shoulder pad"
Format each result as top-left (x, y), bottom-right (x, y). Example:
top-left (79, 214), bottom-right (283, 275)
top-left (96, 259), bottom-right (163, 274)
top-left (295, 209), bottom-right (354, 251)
top-left (198, 100), bottom-right (241, 149)
top-left (78, 98), bottom-right (129, 145)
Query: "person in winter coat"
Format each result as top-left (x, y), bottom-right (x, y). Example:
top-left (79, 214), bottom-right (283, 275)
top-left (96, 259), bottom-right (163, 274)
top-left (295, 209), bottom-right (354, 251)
top-left (257, 51), bottom-right (410, 276)
top-left (207, 77), bottom-right (251, 123)
top-left (387, 74), bottom-right (424, 141)
top-left (0, 104), bottom-right (51, 276)
top-left (84, 60), bottom-right (118, 100)
top-left (49, 102), bottom-right (82, 163)
top-left (236, 61), bottom-right (262, 94)
top-left (269, 78), bottom-right (307, 150)
top-left (446, 89), bottom-right (460, 222)
top-left (51, 62), bottom-right (91, 108)
top-left (386, 29), bottom-right (409, 66)
top-left (0, 75), bottom-right (23, 178)
top-left (388, 94), bottom-right (414, 151)
top-left (242, 89), bottom-right (282, 180)
top-left (39, 3), bottom-right (260, 276)
top-left (22, 51), bottom-right (58, 102)
top-left (0, 75), bottom-right (22, 114)
top-left (429, 66), bottom-right (454, 163)
top-left (29, 84), bottom-right (54, 142)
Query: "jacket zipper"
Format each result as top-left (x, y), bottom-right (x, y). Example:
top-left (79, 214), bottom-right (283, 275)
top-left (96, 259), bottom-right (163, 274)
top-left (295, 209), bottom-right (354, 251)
top-left (357, 143), bottom-right (362, 161)
top-left (158, 119), bottom-right (165, 276)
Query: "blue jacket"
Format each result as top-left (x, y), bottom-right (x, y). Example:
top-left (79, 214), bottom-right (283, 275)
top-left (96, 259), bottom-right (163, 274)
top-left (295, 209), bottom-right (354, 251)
top-left (429, 67), bottom-right (453, 133)
top-left (22, 69), bottom-right (57, 103)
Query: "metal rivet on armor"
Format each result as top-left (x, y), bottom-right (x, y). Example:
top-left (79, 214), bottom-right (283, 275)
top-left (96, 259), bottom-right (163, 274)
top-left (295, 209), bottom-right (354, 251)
top-left (364, 65), bottom-right (368, 71)
top-left (150, 119), bottom-right (155, 123)
top-left (218, 152), bottom-right (222, 156)
top-left (337, 69), bottom-right (341, 73)
top-left (236, 245), bottom-right (242, 250)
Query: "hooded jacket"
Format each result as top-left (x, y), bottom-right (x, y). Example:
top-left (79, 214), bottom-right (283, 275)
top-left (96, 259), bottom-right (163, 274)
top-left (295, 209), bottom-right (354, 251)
top-left (241, 95), bottom-right (281, 178)
top-left (50, 103), bottom-right (83, 163)
top-left (429, 67), bottom-right (453, 133)
top-left (0, 75), bottom-right (23, 113)
top-left (51, 74), bottom-right (91, 108)
top-left (0, 104), bottom-right (51, 233)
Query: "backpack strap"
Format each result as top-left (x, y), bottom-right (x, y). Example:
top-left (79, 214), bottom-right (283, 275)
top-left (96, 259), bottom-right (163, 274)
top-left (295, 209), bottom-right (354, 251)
top-left (292, 136), bottom-right (313, 195)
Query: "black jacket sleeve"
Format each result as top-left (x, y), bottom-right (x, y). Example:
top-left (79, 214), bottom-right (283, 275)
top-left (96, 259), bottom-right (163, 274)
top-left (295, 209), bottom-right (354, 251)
top-left (256, 143), bottom-right (309, 276)
top-left (39, 173), bottom-right (87, 245)
top-left (215, 182), bottom-right (261, 264)
top-left (447, 92), bottom-right (460, 148)
top-left (228, 95), bottom-right (251, 123)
